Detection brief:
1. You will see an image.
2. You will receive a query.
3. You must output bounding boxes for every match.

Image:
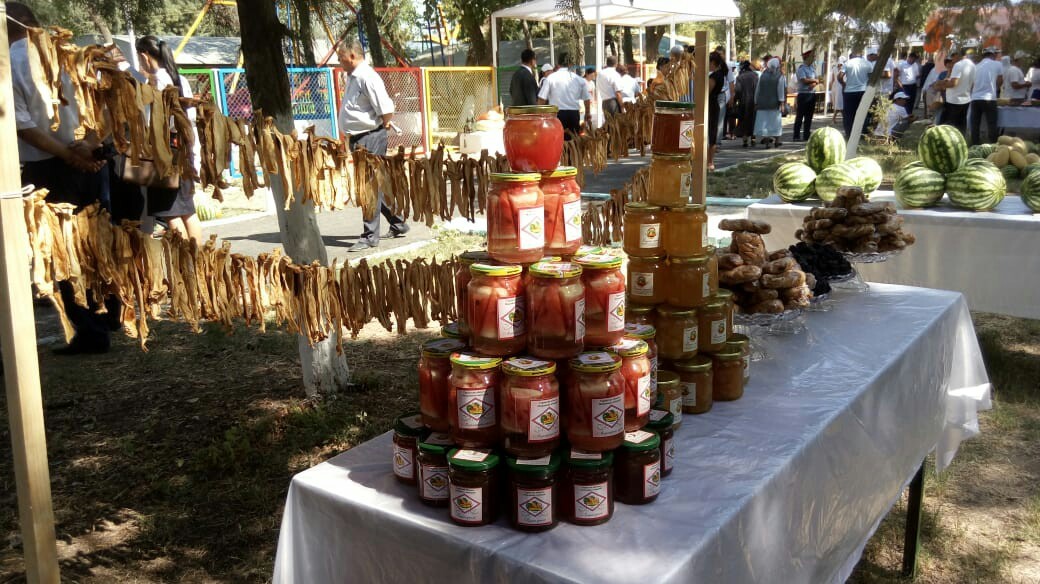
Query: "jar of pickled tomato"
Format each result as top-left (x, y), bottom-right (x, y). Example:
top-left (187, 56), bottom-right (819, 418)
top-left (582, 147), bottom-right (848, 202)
top-left (419, 338), bottom-right (467, 432)
top-left (392, 412), bottom-right (427, 484)
top-left (506, 452), bottom-right (561, 532)
top-left (504, 105), bottom-right (564, 173)
top-left (622, 202), bottom-right (664, 258)
top-left (614, 430), bottom-right (661, 505)
top-left (654, 370), bottom-right (683, 428)
top-left (467, 263), bottom-right (526, 356)
top-left (726, 333), bottom-right (751, 383)
top-left (609, 338), bottom-right (653, 431)
top-left (448, 353), bottom-right (503, 448)
top-left (674, 355), bottom-right (713, 414)
top-left (448, 448), bottom-right (501, 526)
top-left (662, 204), bottom-right (708, 258)
top-left (454, 250), bottom-right (491, 338)
top-left (627, 255), bottom-right (666, 305)
top-left (654, 304), bottom-right (699, 360)
top-left (417, 432), bottom-right (456, 506)
top-left (540, 167), bottom-right (582, 257)
top-left (651, 100), bottom-right (695, 154)
top-left (440, 322), bottom-right (463, 339)
top-left (488, 173), bottom-right (545, 264)
top-left (698, 296), bottom-right (729, 353)
top-left (624, 323), bottom-right (658, 393)
top-left (625, 303), bottom-right (657, 328)
top-left (666, 255), bottom-right (712, 308)
top-left (647, 153), bottom-right (692, 208)
top-left (716, 289), bottom-right (735, 338)
top-left (574, 254), bottom-right (626, 347)
top-left (500, 357), bottom-right (561, 457)
top-left (562, 449), bottom-right (614, 526)
top-left (526, 261), bottom-right (585, 359)
top-left (646, 410), bottom-right (675, 477)
top-left (565, 351), bottom-right (626, 451)
top-left (712, 346), bottom-right (745, 401)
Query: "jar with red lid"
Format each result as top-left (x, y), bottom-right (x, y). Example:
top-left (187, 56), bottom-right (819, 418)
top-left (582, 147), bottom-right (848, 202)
top-left (623, 203), bottom-right (664, 258)
top-left (698, 297), bottom-right (729, 353)
top-left (574, 254), bottom-right (626, 347)
top-left (447, 448), bottom-right (501, 526)
top-left (419, 338), bottom-right (467, 432)
top-left (564, 351), bottom-right (626, 451)
top-left (448, 353), bottom-right (503, 448)
top-left (526, 261), bottom-right (585, 359)
top-left (711, 347), bottom-right (745, 401)
top-left (627, 255), bottom-right (666, 305)
top-left (655, 304), bottom-right (699, 360)
top-left (663, 204), bottom-right (708, 258)
top-left (504, 105), bottom-right (564, 172)
top-left (666, 254), bottom-right (715, 308)
top-left (392, 412), bottom-right (428, 485)
top-left (467, 263), bottom-right (526, 356)
top-left (646, 410), bottom-right (675, 477)
top-left (454, 250), bottom-right (491, 338)
top-left (651, 100), bottom-right (695, 154)
top-left (506, 453), bottom-right (561, 532)
top-left (609, 338), bottom-right (653, 431)
top-left (562, 449), bottom-right (614, 526)
top-left (500, 357), bottom-right (561, 457)
top-left (625, 303), bottom-right (657, 328)
top-left (624, 323), bottom-right (658, 394)
top-left (540, 167), bottom-right (582, 257)
top-left (614, 430), bottom-right (661, 505)
top-left (674, 355), bottom-right (713, 414)
top-left (417, 432), bottom-right (455, 506)
top-left (488, 173), bottom-right (545, 264)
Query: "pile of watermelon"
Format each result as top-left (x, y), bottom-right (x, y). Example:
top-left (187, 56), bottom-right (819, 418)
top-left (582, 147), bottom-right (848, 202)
top-left (772, 127), bottom-right (884, 203)
top-left (894, 125), bottom-right (1009, 211)
top-left (966, 136), bottom-right (1040, 180)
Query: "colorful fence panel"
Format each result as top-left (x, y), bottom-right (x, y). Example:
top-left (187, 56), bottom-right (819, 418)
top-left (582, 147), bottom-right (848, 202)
top-left (216, 67), bottom-right (338, 138)
top-left (422, 67), bottom-right (496, 151)
top-left (334, 67), bottom-right (426, 154)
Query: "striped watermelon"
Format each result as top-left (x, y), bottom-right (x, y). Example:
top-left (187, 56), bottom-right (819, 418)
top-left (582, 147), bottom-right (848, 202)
top-left (1022, 171), bottom-right (1040, 212)
top-left (814, 163), bottom-right (864, 202)
top-left (946, 164), bottom-right (1006, 210)
top-left (894, 166), bottom-right (945, 208)
top-left (904, 161), bottom-right (927, 171)
top-left (806, 127), bottom-right (847, 172)
top-left (962, 158), bottom-right (997, 170)
top-left (773, 162), bottom-right (817, 202)
top-left (967, 144), bottom-right (996, 159)
top-left (845, 157), bottom-right (883, 193)
top-left (196, 198), bottom-right (223, 222)
top-left (1021, 163), bottom-right (1040, 179)
top-left (919, 125), bottom-right (968, 174)
top-left (1002, 165), bottom-right (1021, 180)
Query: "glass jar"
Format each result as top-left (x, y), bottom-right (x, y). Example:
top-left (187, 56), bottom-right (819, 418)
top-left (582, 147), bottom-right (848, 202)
top-left (574, 254), bottom-right (626, 347)
top-left (625, 303), bottom-right (657, 328)
top-left (622, 202), bottom-right (664, 258)
top-left (448, 448), bottom-right (501, 526)
top-left (706, 250), bottom-right (719, 296)
top-left (540, 167), bottom-right (582, 257)
top-left (646, 410), bottom-right (675, 477)
top-left (467, 263), bottom-right (526, 356)
top-left (526, 261), bottom-right (585, 359)
top-left (392, 412), bottom-right (427, 485)
top-left (651, 100), bottom-right (695, 154)
top-left (506, 453), bottom-right (561, 532)
top-left (716, 289), bottom-right (735, 338)
top-left (565, 351), bottom-right (626, 451)
top-left (417, 432), bottom-right (455, 506)
top-left (712, 347), bottom-right (745, 401)
top-left (698, 297), bottom-right (729, 353)
top-left (504, 105), bottom-right (564, 173)
top-left (726, 333), bottom-right (751, 383)
top-left (500, 357), bottom-right (561, 457)
top-left (675, 355), bottom-right (713, 414)
top-left (666, 255), bottom-right (712, 308)
top-left (614, 430), bottom-right (662, 505)
top-left (663, 204), bottom-right (708, 258)
top-left (655, 304), bottom-right (699, 360)
top-left (624, 323), bottom-right (658, 395)
top-left (654, 370), bottom-right (683, 428)
top-left (418, 338), bottom-right (467, 432)
top-left (627, 255), bottom-right (666, 305)
top-left (488, 173), bottom-right (545, 264)
top-left (562, 449), bottom-right (614, 526)
top-left (454, 250), bottom-right (491, 339)
top-left (440, 321), bottom-right (463, 339)
top-left (647, 153), bottom-right (693, 208)
top-left (609, 338), bottom-right (653, 431)
top-left (448, 352), bottom-right (503, 448)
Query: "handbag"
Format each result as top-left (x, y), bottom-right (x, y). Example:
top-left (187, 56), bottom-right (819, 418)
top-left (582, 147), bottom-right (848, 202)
top-left (781, 102), bottom-right (791, 116)
top-left (115, 153), bottom-right (180, 190)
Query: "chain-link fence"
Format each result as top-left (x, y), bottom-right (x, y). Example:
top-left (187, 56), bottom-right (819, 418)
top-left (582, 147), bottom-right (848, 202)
top-left (497, 66), bottom-right (518, 107)
top-left (216, 67), bottom-right (338, 138)
top-left (422, 67), bottom-right (496, 150)
top-left (334, 67), bottom-right (426, 154)
top-left (178, 68), bottom-right (219, 106)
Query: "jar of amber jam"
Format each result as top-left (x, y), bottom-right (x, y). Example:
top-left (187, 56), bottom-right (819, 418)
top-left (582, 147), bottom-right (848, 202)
top-left (448, 353), bottom-right (503, 448)
top-left (392, 412), bottom-right (427, 485)
top-left (674, 355), bottom-right (713, 414)
top-left (448, 448), bottom-right (501, 526)
top-left (726, 333), bottom-right (751, 383)
top-left (627, 255), bottom-right (666, 305)
top-left (506, 453), bottom-right (561, 532)
top-left (562, 449), bottom-right (614, 526)
top-left (647, 154), bottom-right (693, 208)
top-left (417, 432), bottom-right (456, 506)
top-left (712, 347), bottom-right (745, 401)
top-left (653, 370), bottom-right (683, 428)
top-left (662, 204), bottom-right (708, 258)
top-left (654, 304), bottom-right (699, 361)
top-left (623, 203), bottom-right (664, 258)
top-left (614, 430), bottom-right (662, 505)
top-left (698, 297), bottom-right (729, 353)
top-left (715, 289), bottom-right (735, 337)
top-left (705, 249), bottom-right (719, 295)
top-left (651, 101), bottom-right (695, 154)
top-left (625, 303), bottom-right (657, 328)
top-left (646, 410), bottom-right (675, 477)
top-left (666, 255), bottom-right (712, 308)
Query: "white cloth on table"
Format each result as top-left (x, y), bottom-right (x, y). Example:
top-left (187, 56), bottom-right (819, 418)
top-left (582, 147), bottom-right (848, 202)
top-left (999, 106), bottom-right (1040, 129)
top-left (538, 68), bottom-right (591, 112)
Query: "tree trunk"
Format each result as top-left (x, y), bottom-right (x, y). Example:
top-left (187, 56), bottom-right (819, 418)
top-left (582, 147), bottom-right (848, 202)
top-left (359, 0), bottom-right (386, 67)
top-left (645, 26), bottom-right (665, 61)
top-left (461, 10), bottom-right (490, 65)
top-left (291, 0), bottom-right (316, 67)
top-left (236, 0), bottom-right (350, 397)
top-left (522, 20), bottom-right (534, 51)
top-left (89, 14), bottom-right (113, 44)
top-left (622, 26), bottom-right (634, 65)
top-left (846, 0), bottom-right (909, 158)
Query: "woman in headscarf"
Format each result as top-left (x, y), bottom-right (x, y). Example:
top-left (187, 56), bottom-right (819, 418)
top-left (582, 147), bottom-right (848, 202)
top-left (734, 60), bottom-right (758, 147)
top-left (753, 58), bottom-right (786, 148)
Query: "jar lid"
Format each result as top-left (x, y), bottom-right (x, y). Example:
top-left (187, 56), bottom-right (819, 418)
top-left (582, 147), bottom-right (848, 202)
top-left (668, 254), bottom-right (709, 264)
top-left (673, 355), bottom-right (712, 372)
top-left (422, 337), bottom-right (466, 357)
top-left (621, 429), bottom-right (661, 451)
top-left (646, 409), bottom-right (675, 430)
top-left (715, 289), bottom-right (734, 301)
top-left (655, 100), bottom-right (695, 110)
top-left (652, 152), bottom-right (693, 161)
top-left (447, 448), bottom-right (501, 471)
top-left (450, 352), bottom-right (503, 370)
top-left (529, 260), bottom-right (583, 279)
top-left (630, 255), bottom-right (665, 263)
top-left (394, 412), bottom-right (427, 437)
top-left (418, 432), bottom-right (456, 455)
top-left (565, 448), bottom-right (614, 468)
top-left (656, 370), bottom-right (679, 386)
top-left (490, 172), bottom-right (542, 183)
top-left (624, 201), bottom-right (662, 213)
top-left (543, 166), bottom-right (578, 178)
top-left (569, 350), bottom-right (622, 373)
top-left (470, 262), bottom-right (522, 277)
top-left (610, 337), bottom-right (649, 358)
top-left (711, 346), bottom-right (744, 361)
top-left (458, 250), bottom-right (492, 264)
top-left (440, 322), bottom-right (463, 339)
top-left (667, 203), bottom-right (706, 213)
top-left (506, 105), bottom-right (559, 115)
top-left (656, 304), bottom-right (698, 317)
top-left (506, 452), bottom-right (562, 475)
top-left (627, 303), bottom-right (655, 315)
top-left (574, 253), bottom-right (623, 269)
top-left (502, 356), bottom-right (557, 376)
top-left (703, 297), bottom-right (727, 309)
top-left (573, 245), bottom-right (611, 257)
top-left (624, 323), bottom-right (656, 340)
top-left (726, 333), bottom-right (750, 348)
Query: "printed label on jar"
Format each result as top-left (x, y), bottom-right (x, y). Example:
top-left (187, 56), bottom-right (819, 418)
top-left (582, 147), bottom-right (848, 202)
top-left (569, 449), bottom-right (602, 460)
top-left (591, 394), bottom-right (625, 437)
top-left (644, 461), bottom-right (662, 498)
top-left (680, 173), bottom-right (692, 198)
top-left (420, 464), bottom-right (449, 500)
top-left (516, 487), bottom-right (554, 526)
top-left (518, 206), bottom-right (545, 250)
top-left (702, 273), bottom-right (711, 299)
top-left (743, 354), bottom-right (751, 381)
top-left (563, 200), bottom-right (582, 242)
top-left (450, 484), bottom-right (485, 524)
top-left (631, 272), bottom-right (654, 297)
top-left (663, 438), bottom-right (674, 472)
top-left (456, 388), bottom-right (496, 429)
top-left (452, 449), bottom-right (491, 463)
top-left (497, 296), bottom-right (526, 339)
top-left (711, 319), bottom-right (728, 345)
top-left (515, 455), bottom-right (552, 466)
top-left (392, 443), bottom-right (414, 479)
top-left (575, 298), bottom-right (586, 340)
top-left (637, 374), bottom-right (652, 416)
top-left (681, 382), bottom-right (697, 407)
top-left (683, 327), bottom-right (698, 353)
top-left (701, 223), bottom-right (709, 247)
top-left (678, 120), bottom-right (695, 149)
top-left (639, 223), bottom-right (661, 248)
top-left (573, 482), bottom-right (610, 520)
top-left (607, 292), bottom-right (626, 332)
top-left (648, 409), bottom-right (668, 422)
top-left (669, 396), bottom-right (684, 423)
top-left (528, 396), bottom-right (561, 442)
top-left (625, 430), bottom-right (655, 444)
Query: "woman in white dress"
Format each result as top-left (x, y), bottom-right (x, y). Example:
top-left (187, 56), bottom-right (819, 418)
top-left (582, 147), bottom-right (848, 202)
top-left (830, 57), bottom-right (845, 122)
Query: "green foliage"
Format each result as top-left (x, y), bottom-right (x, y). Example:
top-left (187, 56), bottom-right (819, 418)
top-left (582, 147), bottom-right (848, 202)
top-left (23, 0), bottom-right (238, 37)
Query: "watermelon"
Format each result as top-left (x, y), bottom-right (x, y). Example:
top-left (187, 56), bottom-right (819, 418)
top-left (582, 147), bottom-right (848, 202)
top-left (1022, 171), bottom-right (1040, 212)
top-left (773, 162), bottom-right (817, 202)
top-left (1021, 163), bottom-right (1040, 179)
top-left (814, 163), bottom-right (864, 202)
top-left (806, 127), bottom-right (847, 172)
top-left (1002, 165), bottom-right (1021, 181)
top-left (962, 158), bottom-right (997, 170)
top-left (967, 144), bottom-right (996, 159)
top-left (894, 166), bottom-right (945, 208)
top-left (904, 161), bottom-right (927, 171)
top-left (919, 125), bottom-right (968, 174)
top-left (845, 157), bottom-right (883, 193)
top-left (946, 164), bottom-right (1007, 211)
top-left (196, 199), bottom-right (223, 221)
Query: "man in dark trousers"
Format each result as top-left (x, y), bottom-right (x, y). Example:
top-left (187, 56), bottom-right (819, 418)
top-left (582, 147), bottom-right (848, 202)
top-left (509, 48), bottom-right (539, 106)
top-left (793, 48), bottom-right (819, 141)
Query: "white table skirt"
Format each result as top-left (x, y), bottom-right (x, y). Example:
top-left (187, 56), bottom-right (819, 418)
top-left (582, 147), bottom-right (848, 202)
top-left (749, 192), bottom-right (1040, 319)
top-left (272, 284), bottom-right (991, 584)
top-left (998, 106), bottom-right (1040, 130)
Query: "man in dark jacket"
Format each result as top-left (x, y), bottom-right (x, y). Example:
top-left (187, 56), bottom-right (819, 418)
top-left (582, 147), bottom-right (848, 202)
top-left (509, 48), bottom-right (539, 106)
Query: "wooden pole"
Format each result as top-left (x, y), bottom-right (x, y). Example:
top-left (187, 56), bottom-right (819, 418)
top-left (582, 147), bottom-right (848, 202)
top-left (691, 31), bottom-right (709, 205)
top-left (0, 7), bottom-right (60, 583)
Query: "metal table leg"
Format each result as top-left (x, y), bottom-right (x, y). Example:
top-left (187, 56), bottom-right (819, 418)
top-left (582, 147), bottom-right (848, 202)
top-left (902, 460), bottom-right (926, 578)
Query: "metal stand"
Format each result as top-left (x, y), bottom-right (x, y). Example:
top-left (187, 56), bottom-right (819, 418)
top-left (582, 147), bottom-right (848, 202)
top-left (902, 460), bottom-right (926, 578)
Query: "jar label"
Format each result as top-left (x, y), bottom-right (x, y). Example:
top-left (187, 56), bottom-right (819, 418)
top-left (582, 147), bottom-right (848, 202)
top-left (392, 443), bottom-right (414, 479)
top-left (678, 120), bottom-right (695, 149)
top-left (631, 272), bottom-right (654, 297)
top-left (663, 438), bottom-right (675, 472)
top-left (515, 455), bottom-right (552, 466)
top-left (569, 449), bottom-right (602, 460)
top-left (644, 461), bottom-right (662, 498)
top-left (669, 396), bottom-right (684, 423)
top-left (452, 449), bottom-right (491, 463)
top-left (528, 396), bottom-right (561, 442)
top-left (509, 357), bottom-right (552, 370)
top-left (680, 173), bottom-right (692, 198)
top-left (420, 464), bottom-right (449, 500)
top-left (516, 487), bottom-right (554, 527)
top-left (650, 356), bottom-right (659, 392)
top-left (681, 382), bottom-right (697, 407)
top-left (607, 292), bottom-right (626, 332)
top-left (683, 326), bottom-right (698, 353)
top-left (591, 394), bottom-right (625, 437)
top-left (575, 298), bottom-right (586, 340)
top-left (702, 273), bottom-right (711, 299)
top-left (648, 409), bottom-right (668, 422)
top-left (743, 354), bottom-right (751, 381)
top-left (625, 430), bottom-right (655, 444)
top-left (563, 200), bottom-right (582, 242)
top-left (573, 482), bottom-right (610, 520)
top-left (639, 223), bottom-right (661, 248)
top-left (456, 388), bottom-right (496, 429)
top-left (576, 351), bottom-right (614, 366)
top-left (637, 374), bottom-right (652, 416)
top-left (450, 484), bottom-right (485, 524)
top-left (518, 206), bottom-right (545, 250)
top-left (497, 296), bottom-right (526, 339)
top-left (701, 223), bottom-right (709, 247)
top-left (711, 319), bottom-right (728, 345)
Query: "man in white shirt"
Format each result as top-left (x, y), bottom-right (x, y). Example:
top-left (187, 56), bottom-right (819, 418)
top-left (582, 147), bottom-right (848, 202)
top-left (337, 38), bottom-right (408, 251)
top-left (880, 55), bottom-right (895, 95)
top-left (1002, 53), bottom-right (1029, 103)
top-left (934, 49), bottom-right (975, 137)
top-left (873, 91), bottom-right (914, 138)
top-left (616, 66), bottom-right (641, 104)
top-left (969, 46), bottom-right (1004, 145)
top-left (894, 52), bottom-right (921, 110)
top-left (838, 50), bottom-right (874, 138)
top-left (538, 55), bottom-right (591, 138)
top-left (596, 55), bottom-right (624, 116)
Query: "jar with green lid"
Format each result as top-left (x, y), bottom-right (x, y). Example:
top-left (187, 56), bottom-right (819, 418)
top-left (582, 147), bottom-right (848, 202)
top-left (666, 255), bottom-right (712, 308)
top-left (653, 370), bottom-right (683, 428)
top-left (726, 333), bottom-right (751, 383)
top-left (562, 449), bottom-right (615, 525)
top-left (467, 263), bottom-right (526, 356)
top-left (652, 100), bottom-right (695, 154)
top-left (488, 173), bottom-right (545, 264)
top-left (674, 355), bottom-right (713, 414)
top-left (392, 412), bottom-right (428, 485)
top-left (624, 323), bottom-right (658, 396)
top-left (609, 338), bottom-right (653, 431)
top-left (526, 261), bottom-right (586, 359)
top-left (448, 448), bottom-right (502, 526)
top-left (712, 346), bottom-right (745, 401)
top-left (540, 166), bottom-right (582, 257)
top-left (454, 250), bottom-right (491, 339)
top-left (500, 357), bottom-right (561, 457)
top-left (625, 303), bottom-right (657, 328)
top-left (614, 430), bottom-right (662, 504)
top-left (417, 432), bottom-right (456, 506)
top-left (663, 204), bottom-right (708, 257)
top-left (419, 338), bottom-right (467, 432)
top-left (506, 453), bottom-right (561, 532)
top-left (648, 153), bottom-right (693, 207)
top-left (655, 304), bottom-right (699, 361)
top-left (646, 410), bottom-right (676, 477)
top-left (623, 202), bottom-right (664, 257)
top-left (627, 255), bottom-right (666, 305)
top-left (699, 296), bottom-right (729, 353)
top-left (716, 289), bottom-right (735, 337)
top-left (565, 351), bottom-right (626, 451)
top-left (448, 352), bottom-right (503, 448)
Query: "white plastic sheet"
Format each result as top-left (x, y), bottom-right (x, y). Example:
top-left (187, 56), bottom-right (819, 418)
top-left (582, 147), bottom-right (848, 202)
top-left (749, 192), bottom-right (1040, 319)
top-left (273, 284), bottom-right (990, 584)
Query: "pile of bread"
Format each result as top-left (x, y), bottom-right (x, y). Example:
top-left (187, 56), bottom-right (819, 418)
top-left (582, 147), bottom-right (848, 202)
top-left (717, 219), bottom-right (814, 314)
top-left (796, 186), bottom-right (915, 253)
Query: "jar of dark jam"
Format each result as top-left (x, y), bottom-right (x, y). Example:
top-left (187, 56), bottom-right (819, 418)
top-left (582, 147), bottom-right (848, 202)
top-left (506, 453), bottom-right (561, 532)
top-left (646, 410), bottom-right (675, 477)
top-left (448, 448), bottom-right (501, 526)
top-left (392, 412), bottom-right (428, 485)
top-left (416, 432), bottom-right (456, 506)
top-left (562, 449), bottom-right (615, 526)
top-left (614, 430), bottom-right (662, 505)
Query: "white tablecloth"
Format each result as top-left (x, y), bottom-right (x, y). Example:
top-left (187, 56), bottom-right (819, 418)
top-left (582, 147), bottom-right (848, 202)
top-left (998, 106), bottom-right (1040, 130)
top-left (273, 284), bottom-right (991, 584)
top-left (749, 192), bottom-right (1040, 319)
